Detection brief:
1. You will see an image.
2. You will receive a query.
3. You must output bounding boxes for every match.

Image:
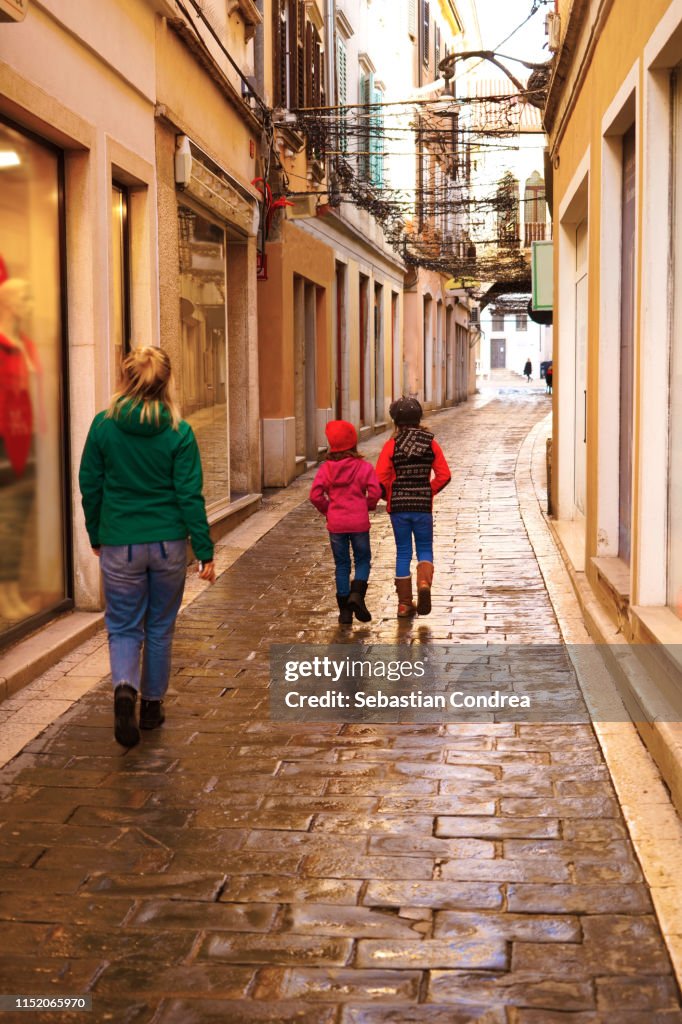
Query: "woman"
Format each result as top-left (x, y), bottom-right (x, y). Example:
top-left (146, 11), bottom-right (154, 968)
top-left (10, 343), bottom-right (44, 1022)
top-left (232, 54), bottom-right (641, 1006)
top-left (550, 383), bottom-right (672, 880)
top-left (79, 347), bottom-right (215, 748)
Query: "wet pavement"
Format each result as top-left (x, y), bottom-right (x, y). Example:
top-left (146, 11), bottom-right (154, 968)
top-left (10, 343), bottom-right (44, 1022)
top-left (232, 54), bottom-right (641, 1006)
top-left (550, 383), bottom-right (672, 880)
top-left (0, 384), bottom-right (681, 1022)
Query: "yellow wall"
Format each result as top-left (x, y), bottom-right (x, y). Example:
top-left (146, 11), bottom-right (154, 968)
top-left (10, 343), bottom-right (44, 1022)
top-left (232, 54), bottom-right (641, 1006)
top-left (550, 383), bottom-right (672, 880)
top-left (257, 219), bottom-right (335, 419)
top-left (156, 19), bottom-right (259, 193)
top-left (549, 0), bottom-right (672, 595)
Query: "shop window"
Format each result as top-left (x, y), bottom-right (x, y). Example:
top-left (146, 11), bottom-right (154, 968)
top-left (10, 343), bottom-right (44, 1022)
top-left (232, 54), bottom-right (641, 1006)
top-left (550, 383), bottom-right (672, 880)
top-left (111, 183), bottom-right (131, 369)
top-left (0, 120), bottom-right (69, 642)
top-left (178, 203), bottom-right (229, 508)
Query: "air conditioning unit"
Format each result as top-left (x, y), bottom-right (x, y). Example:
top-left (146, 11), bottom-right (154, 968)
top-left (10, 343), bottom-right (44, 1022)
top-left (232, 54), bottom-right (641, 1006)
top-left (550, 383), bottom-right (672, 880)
top-left (546, 11), bottom-right (561, 52)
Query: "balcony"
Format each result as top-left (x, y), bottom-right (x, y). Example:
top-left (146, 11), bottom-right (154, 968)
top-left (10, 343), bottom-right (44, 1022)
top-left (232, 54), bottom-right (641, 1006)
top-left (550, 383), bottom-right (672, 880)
top-left (524, 222), bottom-right (550, 248)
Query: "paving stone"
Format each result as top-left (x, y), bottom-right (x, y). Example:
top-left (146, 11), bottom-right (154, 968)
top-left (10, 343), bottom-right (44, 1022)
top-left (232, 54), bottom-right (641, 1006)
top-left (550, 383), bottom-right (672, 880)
top-left (220, 876), bottom-right (363, 905)
top-left (310, 814), bottom-right (435, 835)
top-left (355, 937), bottom-right (507, 970)
top-left (507, 883), bottom-right (653, 914)
top-left (81, 872), bottom-right (226, 900)
top-left (198, 933), bottom-right (354, 965)
top-left (0, 892), bottom-right (135, 926)
top-left (596, 974), bottom-right (682, 1011)
top-left (253, 967), bottom-right (422, 1002)
top-left (363, 881), bottom-right (504, 910)
top-left (368, 835), bottom-right (495, 859)
top-left (339, 1007), bottom-right (507, 1024)
top-left (513, 1012), bottom-right (682, 1023)
top-left (500, 797), bottom-right (620, 818)
top-left (93, 962), bottom-right (255, 997)
top-left (0, 955), bottom-right (104, 992)
top-left (433, 911), bottom-right (581, 943)
top-left (439, 858), bottom-right (570, 883)
top-left (128, 899), bottom-right (278, 932)
top-left (154, 1001), bottom-right (338, 1024)
top-left (302, 853), bottom-right (435, 880)
top-left (281, 904), bottom-right (430, 939)
top-left (427, 970), bottom-right (595, 1010)
top-left (436, 816), bottom-right (560, 839)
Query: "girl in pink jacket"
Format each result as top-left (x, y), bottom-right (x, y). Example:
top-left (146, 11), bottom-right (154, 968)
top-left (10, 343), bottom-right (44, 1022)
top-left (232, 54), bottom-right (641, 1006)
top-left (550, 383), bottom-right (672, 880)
top-left (310, 420), bottom-right (382, 624)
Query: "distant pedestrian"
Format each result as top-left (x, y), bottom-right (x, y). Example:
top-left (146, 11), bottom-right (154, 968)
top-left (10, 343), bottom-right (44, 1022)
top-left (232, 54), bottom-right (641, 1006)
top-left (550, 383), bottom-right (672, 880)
top-left (309, 420), bottom-right (382, 625)
top-left (545, 362), bottom-right (553, 394)
top-left (376, 397), bottom-right (451, 618)
top-left (524, 358), bottom-right (532, 382)
top-left (79, 347), bottom-right (215, 748)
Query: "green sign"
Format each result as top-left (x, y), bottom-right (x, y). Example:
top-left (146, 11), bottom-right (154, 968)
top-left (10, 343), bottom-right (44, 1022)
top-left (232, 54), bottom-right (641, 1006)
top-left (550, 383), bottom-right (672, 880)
top-left (532, 240), bottom-right (553, 311)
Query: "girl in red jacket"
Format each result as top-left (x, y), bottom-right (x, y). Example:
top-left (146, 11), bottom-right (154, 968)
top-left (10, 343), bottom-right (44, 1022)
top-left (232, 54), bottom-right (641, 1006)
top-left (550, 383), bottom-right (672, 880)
top-left (376, 397), bottom-right (451, 617)
top-left (310, 420), bottom-right (382, 624)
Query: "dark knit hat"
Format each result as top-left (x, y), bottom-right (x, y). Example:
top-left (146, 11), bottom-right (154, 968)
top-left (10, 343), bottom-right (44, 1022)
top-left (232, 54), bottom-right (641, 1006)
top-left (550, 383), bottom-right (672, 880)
top-left (325, 419), bottom-right (358, 452)
top-left (389, 396), bottom-right (423, 426)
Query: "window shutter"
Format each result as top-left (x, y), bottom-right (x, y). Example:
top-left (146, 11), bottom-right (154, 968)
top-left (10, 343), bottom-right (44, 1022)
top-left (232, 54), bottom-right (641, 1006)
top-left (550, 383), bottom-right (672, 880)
top-left (337, 39), bottom-right (347, 154)
top-left (337, 38), bottom-right (347, 104)
top-left (408, 0), bottom-right (417, 40)
top-left (370, 84), bottom-right (384, 187)
top-left (434, 24), bottom-right (441, 73)
top-left (296, 0), bottom-right (305, 107)
top-left (422, 0), bottom-right (430, 67)
top-left (287, 1), bottom-right (298, 108)
top-left (360, 73), bottom-right (372, 180)
top-left (305, 22), bottom-right (313, 106)
top-left (278, 3), bottom-right (288, 107)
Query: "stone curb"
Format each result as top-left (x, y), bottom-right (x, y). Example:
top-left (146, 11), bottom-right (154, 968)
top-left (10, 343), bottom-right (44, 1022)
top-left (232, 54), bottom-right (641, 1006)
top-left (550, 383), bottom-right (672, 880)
top-left (516, 412), bottom-right (682, 987)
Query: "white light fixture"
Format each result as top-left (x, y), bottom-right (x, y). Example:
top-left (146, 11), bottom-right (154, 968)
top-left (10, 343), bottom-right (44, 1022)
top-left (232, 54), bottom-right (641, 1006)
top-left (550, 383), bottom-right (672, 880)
top-left (174, 135), bottom-right (192, 189)
top-left (0, 150), bottom-right (21, 169)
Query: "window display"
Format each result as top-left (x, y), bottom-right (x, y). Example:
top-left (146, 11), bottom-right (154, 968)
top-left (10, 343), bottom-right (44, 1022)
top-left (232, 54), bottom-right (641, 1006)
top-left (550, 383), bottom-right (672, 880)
top-left (0, 121), bottom-right (67, 637)
top-left (178, 203), bottom-right (229, 507)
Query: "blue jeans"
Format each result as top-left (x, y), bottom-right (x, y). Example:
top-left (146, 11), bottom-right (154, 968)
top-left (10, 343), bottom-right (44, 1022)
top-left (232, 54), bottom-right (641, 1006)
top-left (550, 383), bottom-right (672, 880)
top-left (329, 532), bottom-right (371, 595)
top-left (390, 512), bottom-right (434, 576)
top-left (100, 541), bottom-right (187, 700)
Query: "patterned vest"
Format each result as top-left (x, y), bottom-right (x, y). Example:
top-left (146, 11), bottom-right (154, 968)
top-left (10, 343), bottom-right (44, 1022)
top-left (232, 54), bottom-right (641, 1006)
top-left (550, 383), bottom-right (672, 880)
top-left (390, 428), bottom-right (435, 513)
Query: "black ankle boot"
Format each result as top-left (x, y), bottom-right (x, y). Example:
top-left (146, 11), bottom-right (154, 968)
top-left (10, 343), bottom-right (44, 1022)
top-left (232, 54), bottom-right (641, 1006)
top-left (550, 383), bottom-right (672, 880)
top-left (140, 699), bottom-right (165, 730)
top-left (347, 580), bottom-right (371, 622)
top-left (336, 594), bottom-right (353, 625)
top-left (114, 684), bottom-right (140, 748)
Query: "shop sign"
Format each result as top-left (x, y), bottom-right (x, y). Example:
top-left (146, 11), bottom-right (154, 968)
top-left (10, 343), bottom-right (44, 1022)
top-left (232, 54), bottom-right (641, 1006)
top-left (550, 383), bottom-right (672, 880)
top-left (0, 0), bottom-right (27, 22)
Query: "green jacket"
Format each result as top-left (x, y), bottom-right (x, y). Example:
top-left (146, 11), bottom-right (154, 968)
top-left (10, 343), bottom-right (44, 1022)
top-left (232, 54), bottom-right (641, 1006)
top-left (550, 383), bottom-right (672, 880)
top-left (79, 402), bottom-right (214, 561)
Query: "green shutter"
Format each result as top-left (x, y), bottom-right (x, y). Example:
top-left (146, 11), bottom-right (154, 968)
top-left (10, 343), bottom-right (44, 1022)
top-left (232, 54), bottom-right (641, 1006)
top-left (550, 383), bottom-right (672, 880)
top-left (337, 38), bottom-right (347, 155)
top-left (360, 73), bottom-right (372, 181)
top-left (370, 84), bottom-right (384, 187)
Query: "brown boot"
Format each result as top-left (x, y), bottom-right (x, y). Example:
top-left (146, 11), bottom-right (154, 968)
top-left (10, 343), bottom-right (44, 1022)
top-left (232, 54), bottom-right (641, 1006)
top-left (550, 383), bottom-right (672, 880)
top-left (416, 561), bottom-right (434, 616)
top-left (395, 576), bottom-right (417, 618)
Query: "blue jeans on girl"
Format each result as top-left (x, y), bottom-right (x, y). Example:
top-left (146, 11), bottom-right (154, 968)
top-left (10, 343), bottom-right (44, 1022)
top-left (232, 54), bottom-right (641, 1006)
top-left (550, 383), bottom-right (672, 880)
top-left (329, 532), bottom-right (371, 595)
top-left (390, 512), bottom-right (434, 576)
top-left (99, 540), bottom-right (187, 700)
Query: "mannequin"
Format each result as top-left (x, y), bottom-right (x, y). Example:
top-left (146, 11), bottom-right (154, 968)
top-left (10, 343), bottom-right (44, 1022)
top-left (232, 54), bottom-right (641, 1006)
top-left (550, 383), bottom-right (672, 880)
top-left (0, 275), bottom-right (42, 622)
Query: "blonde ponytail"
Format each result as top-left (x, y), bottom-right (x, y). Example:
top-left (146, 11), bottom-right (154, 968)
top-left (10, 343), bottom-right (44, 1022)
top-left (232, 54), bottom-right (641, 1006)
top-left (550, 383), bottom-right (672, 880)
top-left (107, 346), bottom-right (181, 429)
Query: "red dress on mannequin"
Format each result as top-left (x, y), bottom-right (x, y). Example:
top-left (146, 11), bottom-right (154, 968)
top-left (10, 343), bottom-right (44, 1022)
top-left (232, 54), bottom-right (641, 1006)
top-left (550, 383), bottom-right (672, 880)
top-left (0, 331), bottom-right (42, 478)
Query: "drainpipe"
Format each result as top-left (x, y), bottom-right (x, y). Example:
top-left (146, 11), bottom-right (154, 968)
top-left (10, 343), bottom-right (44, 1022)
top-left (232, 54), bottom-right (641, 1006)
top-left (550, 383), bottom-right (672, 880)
top-left (325, 0), bottom-right (335, 105)
top-left (254, 0), bottom-right (265, 100)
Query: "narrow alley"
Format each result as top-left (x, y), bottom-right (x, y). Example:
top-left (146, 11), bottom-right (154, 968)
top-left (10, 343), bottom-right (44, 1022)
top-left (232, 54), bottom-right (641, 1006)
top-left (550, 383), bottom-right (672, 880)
top-left (0, 386), bottom-right (680, 1023)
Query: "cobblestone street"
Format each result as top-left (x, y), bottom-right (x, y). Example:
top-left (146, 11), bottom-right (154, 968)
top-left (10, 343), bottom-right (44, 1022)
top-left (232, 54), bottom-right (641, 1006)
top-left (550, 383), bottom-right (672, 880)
top-left (0, 385), bottom-right (681, 1023)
